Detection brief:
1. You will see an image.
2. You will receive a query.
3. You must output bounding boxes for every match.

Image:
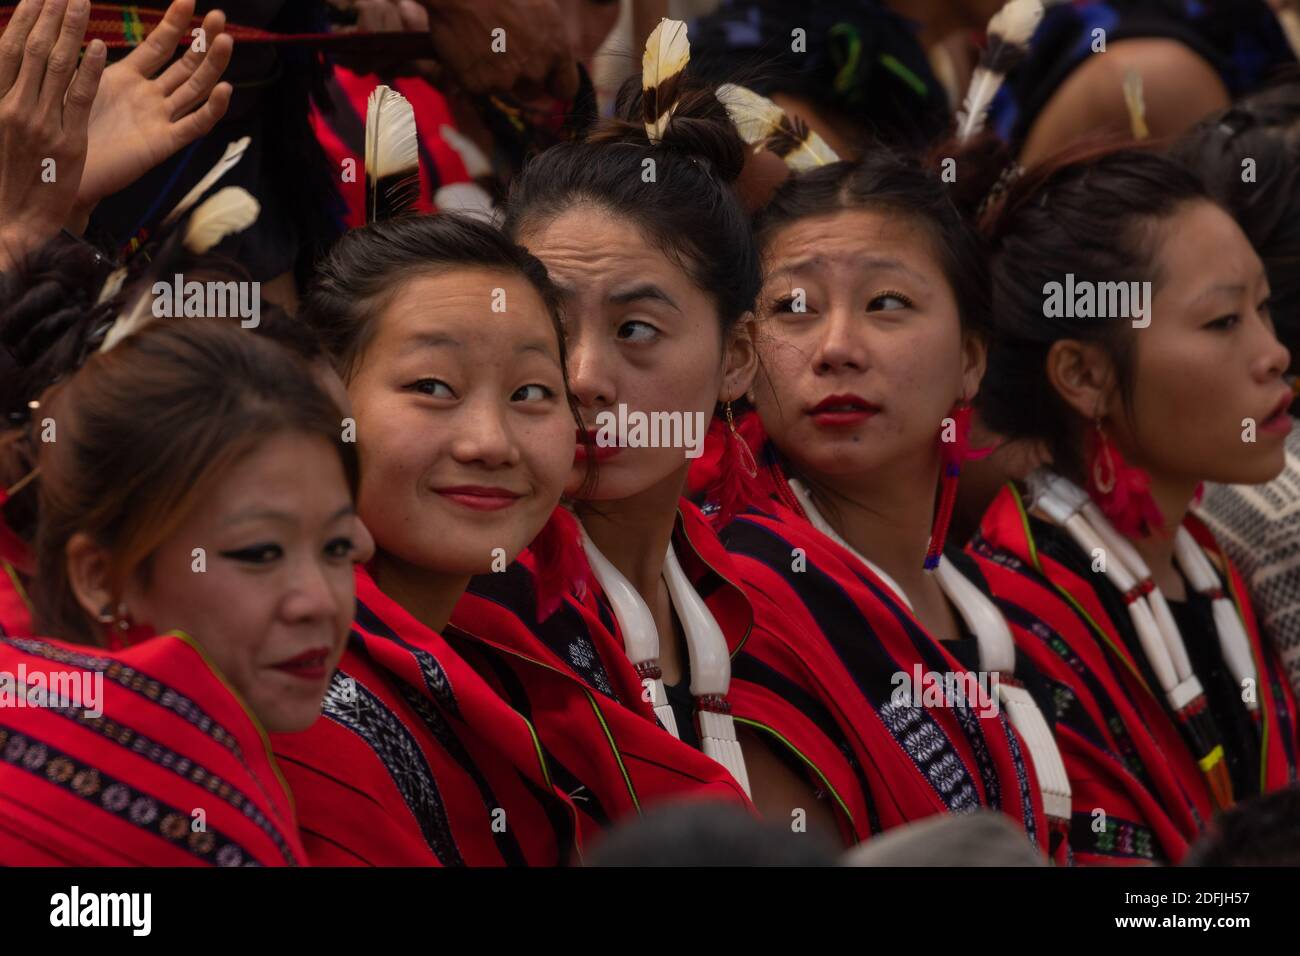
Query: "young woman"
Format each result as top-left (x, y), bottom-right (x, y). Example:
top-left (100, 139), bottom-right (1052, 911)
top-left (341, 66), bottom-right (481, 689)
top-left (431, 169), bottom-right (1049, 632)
top-left (279, 212), bottom-right (720, 865)
top-left (442, 30), bottom-right (767, 835)
top-left (970, 146), bottom-right (1300, 863)
top-left (0, 316), bottom-right (359, 865)
top-left (1174, 81), bottom-right (1300, 698)
top-left (691, 148), bottom-right (1073, 860)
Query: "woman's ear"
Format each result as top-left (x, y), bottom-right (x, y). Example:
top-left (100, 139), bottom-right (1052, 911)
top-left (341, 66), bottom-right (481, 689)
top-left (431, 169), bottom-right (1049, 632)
top-left (1044, 338), bottom-right (1118, 421)
top-left (720, 313), bottom-right (759, 403)
top-left (960, 331), bottom-right (988, 403)
top-left (65, 532), bottom-right (115, 623)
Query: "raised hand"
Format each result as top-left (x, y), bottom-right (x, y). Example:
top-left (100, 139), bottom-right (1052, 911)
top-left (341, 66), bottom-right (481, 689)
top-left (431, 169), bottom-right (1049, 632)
top-left (74, 0), bottom-right (234, 226)
top-left (0, 0), bottom-right (106, 270)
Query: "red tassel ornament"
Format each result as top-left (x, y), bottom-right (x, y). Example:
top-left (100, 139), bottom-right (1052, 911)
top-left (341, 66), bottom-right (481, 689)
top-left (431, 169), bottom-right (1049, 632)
top-left (924, 400), bottom-right (992, 570)
top-left (530, 506), bottom-right (592, 620)
top-left (1086, 423), bottom-right (1164, 538)
top-left (713, 402), bottom-right (766, 527)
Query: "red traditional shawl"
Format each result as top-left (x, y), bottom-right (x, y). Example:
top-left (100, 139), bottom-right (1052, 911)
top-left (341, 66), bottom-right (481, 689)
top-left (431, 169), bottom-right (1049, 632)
top-left (448, 500), bottom-right (755, 845)
top-left (0, 633), bottom-right (305, 865)
top-left (973, 483), bottom-right (1300, 864)
top-left (689, 415), bottom-right (1053, 859)
top-left (0, 490), bottom-right (33, 638)
top-left (271, 566), bottom-right (582, 866)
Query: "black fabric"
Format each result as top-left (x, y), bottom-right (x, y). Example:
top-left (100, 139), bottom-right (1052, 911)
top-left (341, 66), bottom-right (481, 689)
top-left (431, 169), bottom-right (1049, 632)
top-left (1167, 583), bottom-right (1262, 800)
top-left (663, 648), bottom-right (702, 752)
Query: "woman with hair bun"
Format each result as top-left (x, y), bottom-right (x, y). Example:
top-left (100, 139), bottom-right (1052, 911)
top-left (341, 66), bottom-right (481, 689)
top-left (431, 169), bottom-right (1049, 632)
top-left (0, 315), bottom-right (360, 865)
top-left (693, 141), bottom-right (1072, 860)
top-left (970, 145), bottom-right (1299, 863)
top-left (441, 21), bottom-right (765, 839)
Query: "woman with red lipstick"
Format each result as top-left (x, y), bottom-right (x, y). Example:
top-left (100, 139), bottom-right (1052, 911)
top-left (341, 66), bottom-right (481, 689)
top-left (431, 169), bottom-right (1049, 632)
top-left (692, 147), bottom-right (1072, 859)
top-left (443, 25), bottom-right (778, 836)
top-left (969, 146), bottom-right (1300, 861)
top-left (0, 317), bottom-right (359, 865)
top-left (282, 212), bottom-right (731, 864)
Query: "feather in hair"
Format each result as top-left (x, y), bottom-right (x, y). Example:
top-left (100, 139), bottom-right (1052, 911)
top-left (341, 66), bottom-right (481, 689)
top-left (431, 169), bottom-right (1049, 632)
top-left (161, 136), bottom-right (252, 228)
top-left (365, 85), bottom-right (420, 222)
top-left (1123, 69), bottom-right (1149, 140)
top-left (716, 82), bottom-right (840, 170)
top-left (96, 285), bottom-right (156, 354)
top-left (642, 18), bottom-right (690, 144)
top-left (955, 0), bottom-right (1044, 143)
top-left (183, 187), bottom-right (261, 255)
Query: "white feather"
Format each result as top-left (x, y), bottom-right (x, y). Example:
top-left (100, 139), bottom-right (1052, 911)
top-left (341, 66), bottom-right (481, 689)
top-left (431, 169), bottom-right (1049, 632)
top-left (716, 82), bottom-right (784, 146)
top-left (365, 85), bottom-right (419, 182)
top-left (161, 137), bottom-right (252, 227)
top-left (786, 129), bottom-right (839, 170)
top-left (97, 287), bottom-right (155, 354)
top-left (183, 187), bottom-right (261, 255)
top-left (956, 0), bottom-right (1044, 143)
top-left (642, 18), bottom-right (690, 143)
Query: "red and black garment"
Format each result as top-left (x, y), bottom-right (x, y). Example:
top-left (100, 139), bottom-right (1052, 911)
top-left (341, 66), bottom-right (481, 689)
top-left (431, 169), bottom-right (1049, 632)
top-left (271, 566), bottom-right (584, 866)
top-left (689, 416), bottom-right (1052, 858)
top-left (973, 483), bottom-right (1300, 863)
top-left (0, 490), bottom-right (32, 638)
top-left (448, 500), bottom-right (755, 845)
top-left (0, 633), bottom-right (305, 865)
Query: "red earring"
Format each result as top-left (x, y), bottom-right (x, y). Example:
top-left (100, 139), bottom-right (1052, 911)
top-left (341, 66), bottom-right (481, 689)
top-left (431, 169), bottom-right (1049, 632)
top-left (1086, 421), bottom-right (1163, 537)
top-left (712, 401), bottom-right (764, 527)
top-left (530, 507), bottom-right (591, 620)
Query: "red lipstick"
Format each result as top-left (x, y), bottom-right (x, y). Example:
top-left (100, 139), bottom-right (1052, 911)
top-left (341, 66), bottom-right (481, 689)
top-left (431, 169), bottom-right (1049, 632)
top-left (573, 428), bottom-right (622, 462)
top-left (1260, 390), bottom-right (1295, 436)
top-left (272, 648), bottom-right (330, 681)
top-left (435, 485), bottom-right (523, 511)
top-left (806, 393), bottom-right (881, 427)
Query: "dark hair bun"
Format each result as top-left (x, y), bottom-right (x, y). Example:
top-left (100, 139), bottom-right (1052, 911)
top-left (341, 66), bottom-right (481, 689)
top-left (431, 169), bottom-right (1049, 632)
top-left (598, 74), bottom-right (747, 185)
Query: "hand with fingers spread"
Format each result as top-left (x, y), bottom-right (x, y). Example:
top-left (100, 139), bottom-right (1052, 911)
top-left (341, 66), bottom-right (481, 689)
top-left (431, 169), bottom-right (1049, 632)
top-left (73, 0), bottom-right (234, 230)
top-left (0, 0), bottom-right (105, 270)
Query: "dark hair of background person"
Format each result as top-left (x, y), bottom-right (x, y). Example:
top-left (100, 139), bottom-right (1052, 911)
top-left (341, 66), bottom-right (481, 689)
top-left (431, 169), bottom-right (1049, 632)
top-left (501, 71), bottom-right (763, 345)
top-left (29, 317), bottom-right (358, 646)
top-left (586, 800), bottom-right (839, 866)
top-left (0, 233), bottom-right (328, 549)
top-left (1172, 73), bottom-right (1300, 370)
top-left (966, 144), bottom-right (1213, 482)
top-left (687, 0), bottom-right (951, 152)
top-left (1183, 786), bottom-right (1300, 865)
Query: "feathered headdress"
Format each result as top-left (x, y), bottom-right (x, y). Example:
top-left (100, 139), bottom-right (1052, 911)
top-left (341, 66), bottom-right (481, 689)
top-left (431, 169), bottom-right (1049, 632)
top-left (642, 18), bottom-right (691, 144)
top-left (955, 0), bottom-right (1044, 143)
top-left (365, 85), bottom-right (420, 222)
top-left (715, 82), bottom-right (840, 170)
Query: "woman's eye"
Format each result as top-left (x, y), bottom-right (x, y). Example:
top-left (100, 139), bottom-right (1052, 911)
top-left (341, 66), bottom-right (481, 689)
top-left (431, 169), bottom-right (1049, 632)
top-left (617, 320), bottom-right (658, 343)
top-left (407, 378), bottom-right (455, 398)
top-left (512, 383), bottom-right (555, 403)
top-left (867, 291), bottom-right (913, 312)
top-left (324, 537), bottom-right (354, 560)
top-left (1206, 314), bottom-right (1240, 331)
top-left (220, 543), bottom-right (283, 564)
